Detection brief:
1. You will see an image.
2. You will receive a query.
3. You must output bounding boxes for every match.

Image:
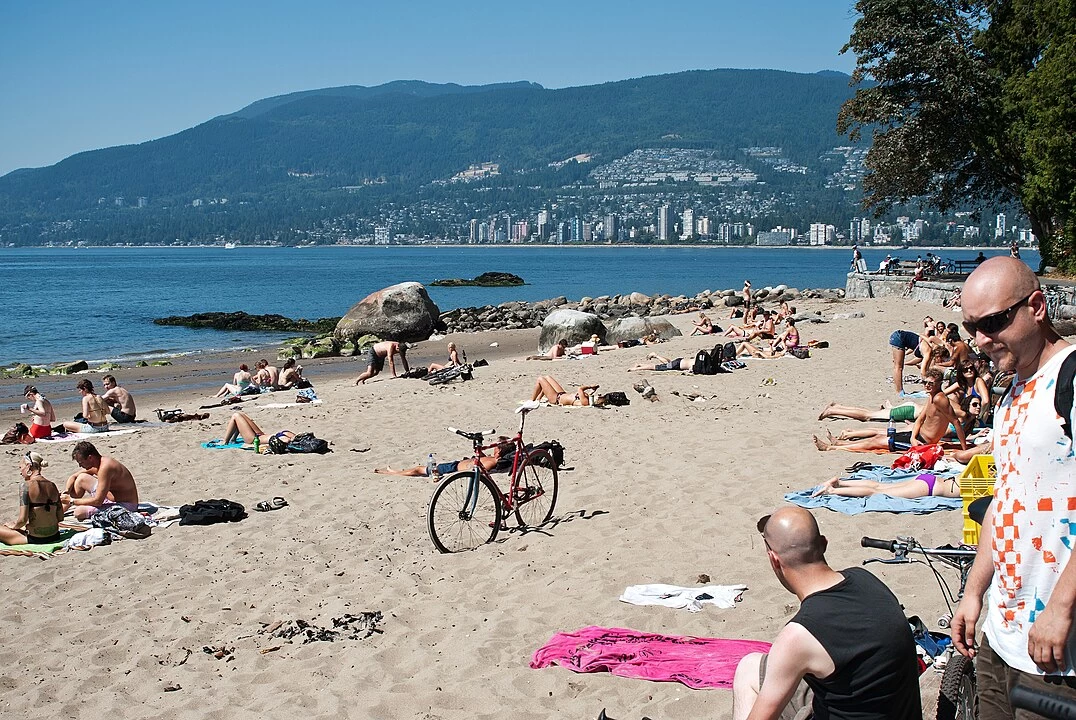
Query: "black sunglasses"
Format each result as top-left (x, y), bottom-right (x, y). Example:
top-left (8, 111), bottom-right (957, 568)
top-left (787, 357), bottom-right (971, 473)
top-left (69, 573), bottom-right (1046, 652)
top-left (962, 293), bottom-right (1033, 336)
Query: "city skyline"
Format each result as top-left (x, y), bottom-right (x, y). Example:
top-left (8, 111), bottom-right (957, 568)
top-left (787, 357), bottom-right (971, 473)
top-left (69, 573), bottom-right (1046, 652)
top-left (0, 0), bottom-right (860, 176)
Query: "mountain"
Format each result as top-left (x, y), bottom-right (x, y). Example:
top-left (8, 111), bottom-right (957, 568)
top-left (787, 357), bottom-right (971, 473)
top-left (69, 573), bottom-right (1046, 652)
top-left (0, 69), bottom-right (857, 219)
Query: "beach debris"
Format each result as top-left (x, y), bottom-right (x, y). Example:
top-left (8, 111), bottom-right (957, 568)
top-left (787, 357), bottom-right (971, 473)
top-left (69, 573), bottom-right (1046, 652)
top-left (163, 683), bottom-right (182, 692)
top-left (262, 612), bottom-right (383, 645)
top-left (490, 342), bottom-right (499, 347)
top-left (203, 644), bottom-right (235, 660)
top-left (697, 573), bottom-right (711, 584)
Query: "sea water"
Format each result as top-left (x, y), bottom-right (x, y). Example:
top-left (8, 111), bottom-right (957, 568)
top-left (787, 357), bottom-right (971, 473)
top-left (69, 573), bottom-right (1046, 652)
top-left (0, 245), bottom-right (1038, 366)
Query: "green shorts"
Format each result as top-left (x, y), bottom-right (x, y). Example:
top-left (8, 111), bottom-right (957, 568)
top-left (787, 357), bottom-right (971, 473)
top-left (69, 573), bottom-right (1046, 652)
top-left (889, 404), bottom-right (917, 423)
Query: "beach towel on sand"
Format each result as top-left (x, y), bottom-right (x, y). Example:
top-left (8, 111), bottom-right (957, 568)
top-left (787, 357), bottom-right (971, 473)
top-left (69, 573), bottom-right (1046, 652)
top-left (785, 466), bottom-right (962, 515)
top-left (1, 529), bottom-right (77, 556)
top-left (530, 626), bottom-right (770, 689)
top-left (201, 439), bottom-right (248, 450)
top-left (620, 584), bottom-right (747, 612)
top-left (38, 427), bottom-right (143, 443)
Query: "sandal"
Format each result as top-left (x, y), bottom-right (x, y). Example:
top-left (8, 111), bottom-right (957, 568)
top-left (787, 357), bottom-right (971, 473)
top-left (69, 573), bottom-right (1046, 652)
top-left (254, 497), bottom-right (288, 512)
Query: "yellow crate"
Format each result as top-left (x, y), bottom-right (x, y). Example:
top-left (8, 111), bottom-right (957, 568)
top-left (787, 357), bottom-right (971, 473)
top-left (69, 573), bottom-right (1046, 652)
top-left (961, 455), bottom-right (996, 545)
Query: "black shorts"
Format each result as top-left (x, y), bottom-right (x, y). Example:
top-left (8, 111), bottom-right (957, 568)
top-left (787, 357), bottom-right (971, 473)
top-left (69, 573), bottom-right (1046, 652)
top-left (111, 408), bottom-right (136, 424)
top-left (366, 347), bottom-right (385, 372)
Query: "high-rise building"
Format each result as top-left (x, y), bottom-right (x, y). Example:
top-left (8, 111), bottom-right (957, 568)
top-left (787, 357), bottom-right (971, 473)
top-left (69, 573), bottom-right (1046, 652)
top-left (681, 208), bottom-right (695, 239)
top-left (658, 205), bottom-right (672, 241)
top-left (996, 213), bottom-right (1007, 238)
top-left (469, 219), bottom-right (480, 243)
top-left (374, 225), bottom-right (392, 244)
top-left (570, 217), bottom-right (582, 243)
top-left (850, 217), bottom-right (862, 245)
top-left (537, 210), bottom-right (551, 240)
top-left (556, 221), bottom-right (570, 244)
top-left (696, 216), bottom-right (711, 238)
top-left (604, 214), bottom-right (618, 242)
top-left (583, 222), bottom-right (594, 243)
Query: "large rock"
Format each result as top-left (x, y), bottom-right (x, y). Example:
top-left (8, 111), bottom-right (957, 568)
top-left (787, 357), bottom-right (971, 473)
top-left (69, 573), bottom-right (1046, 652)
top-left (605, 317), bottom-right (682, 345)
top-left (334, 282), bottom-right (441, 343)
top-left (538, 309), bottom-right (606, 353)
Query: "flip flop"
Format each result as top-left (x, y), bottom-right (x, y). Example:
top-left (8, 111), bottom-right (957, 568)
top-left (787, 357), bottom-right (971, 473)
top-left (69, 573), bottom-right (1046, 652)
top-left (254, 497), bottom-right (288, 512)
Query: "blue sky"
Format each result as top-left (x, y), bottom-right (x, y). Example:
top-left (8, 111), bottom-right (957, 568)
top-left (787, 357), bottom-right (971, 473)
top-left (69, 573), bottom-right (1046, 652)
top-left (0, 0), bottom-right (859, 176)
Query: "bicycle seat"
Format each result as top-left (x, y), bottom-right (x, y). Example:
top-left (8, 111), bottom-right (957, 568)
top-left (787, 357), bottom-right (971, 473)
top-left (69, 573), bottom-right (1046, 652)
top-left (516, 400), bottom-right (541, 413)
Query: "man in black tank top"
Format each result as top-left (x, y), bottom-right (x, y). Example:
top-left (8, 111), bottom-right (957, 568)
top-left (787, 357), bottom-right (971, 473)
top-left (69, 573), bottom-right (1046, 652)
top-left (732, 507), bottom-right (921, 720)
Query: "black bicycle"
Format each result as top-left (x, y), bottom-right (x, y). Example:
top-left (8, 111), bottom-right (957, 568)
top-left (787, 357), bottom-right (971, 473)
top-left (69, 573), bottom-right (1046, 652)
top-left (862, 536), bottom-right (979, 720)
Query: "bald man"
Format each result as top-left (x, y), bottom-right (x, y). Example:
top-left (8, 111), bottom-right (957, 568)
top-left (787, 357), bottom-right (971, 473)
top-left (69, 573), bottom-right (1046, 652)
top-left (732, 507), bottom-right (921, 720)
top-left (949, 257), bottom-right (1076, 719)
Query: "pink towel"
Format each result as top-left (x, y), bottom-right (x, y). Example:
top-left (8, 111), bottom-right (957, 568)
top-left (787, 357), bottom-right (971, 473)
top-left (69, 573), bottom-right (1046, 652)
top-left (530, 625), bottom-right (771, 689)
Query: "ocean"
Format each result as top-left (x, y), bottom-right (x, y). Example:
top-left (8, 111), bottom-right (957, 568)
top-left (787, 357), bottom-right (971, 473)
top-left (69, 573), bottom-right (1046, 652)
top-left (0, 245), bottom-right (1038, 366)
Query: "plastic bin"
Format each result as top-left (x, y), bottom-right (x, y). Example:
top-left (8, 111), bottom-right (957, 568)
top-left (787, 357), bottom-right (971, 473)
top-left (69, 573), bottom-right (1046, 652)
top-left (960, 455), bottom-right (996, 546)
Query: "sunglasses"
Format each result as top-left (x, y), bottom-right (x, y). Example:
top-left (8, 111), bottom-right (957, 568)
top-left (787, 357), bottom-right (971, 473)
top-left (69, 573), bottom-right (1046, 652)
top-left (962, 294), bottom-right (1033, 337)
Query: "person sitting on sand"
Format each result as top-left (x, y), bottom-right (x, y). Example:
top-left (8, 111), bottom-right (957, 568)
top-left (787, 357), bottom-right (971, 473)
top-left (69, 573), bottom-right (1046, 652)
top-left (61, 379), bottom-right (111, 434)
top-left (428, 342), bottom-right (463, 372)
top-left (811, 472), bottom-right (960, 499)
top-left (628, 354), bottom-right (694, 372)
top-left (531, 375), bottom-right (606, 407)
top-left (279, 358), bottom-right (308, 389)
top-left (817, 400), bottom-right (922, 424)
top-left (221, 411), bottom-right (295, 450)
top-left (62, 441), bottom-right (139, 520)
top-left (813, 369), bottom-right (966, 453)
top-left (21, 385), bottom-right (56, 440)
top-left (355, 341), bottom-right (410, 384)
top-left (770, 316), bottom-right (800, 352)
top-left (252, 359), bottom-right (280, 389)
top-left (374, 439), bottom-right (511, 478)
top-left (527, 339), bottom-right (568, 361)
top-left (101, 374), bottom-right (137, 424)
top-left (214, 364), bottom-right (253, 398)
top-left (691, 313), bottom-right (716, 335)
top-left (0, 451), bottom-right (64, 546)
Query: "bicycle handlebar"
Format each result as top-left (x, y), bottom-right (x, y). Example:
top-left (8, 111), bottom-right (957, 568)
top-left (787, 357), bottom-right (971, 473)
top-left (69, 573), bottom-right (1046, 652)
top-left (1011, 686), bottom-right (1076, 720)
top-left (862, 537), bottom-right (899, 552)
top-left (447, 427), bottom-right (496, 442)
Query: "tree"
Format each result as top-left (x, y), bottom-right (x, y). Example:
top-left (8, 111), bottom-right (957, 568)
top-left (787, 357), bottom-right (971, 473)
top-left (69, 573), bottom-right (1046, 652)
top-left (838, 0), bottom-right (1076, 272)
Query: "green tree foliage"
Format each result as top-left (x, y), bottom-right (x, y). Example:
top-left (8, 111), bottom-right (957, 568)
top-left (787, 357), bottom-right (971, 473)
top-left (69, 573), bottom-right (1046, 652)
top-left (838, 0), bottom-right (1076, 271)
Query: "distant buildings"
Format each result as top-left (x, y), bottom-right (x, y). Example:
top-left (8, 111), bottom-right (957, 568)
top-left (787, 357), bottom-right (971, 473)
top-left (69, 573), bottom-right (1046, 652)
top-left (658, 205), bottom-right (672, 241)
top-left (995, 213), bottom-right (1007, 239)
top-left (603, 214), bottom-right (618, 242)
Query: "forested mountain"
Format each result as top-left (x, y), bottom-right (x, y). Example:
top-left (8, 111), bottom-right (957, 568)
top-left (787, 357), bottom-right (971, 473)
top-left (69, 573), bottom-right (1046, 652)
top-left (0, 69), bottom-right (855, 219)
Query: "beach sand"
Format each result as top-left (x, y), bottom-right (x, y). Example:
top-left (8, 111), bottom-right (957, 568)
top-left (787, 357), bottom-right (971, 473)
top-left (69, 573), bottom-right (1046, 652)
top-left (0, 296), bottom-right (1022, 719)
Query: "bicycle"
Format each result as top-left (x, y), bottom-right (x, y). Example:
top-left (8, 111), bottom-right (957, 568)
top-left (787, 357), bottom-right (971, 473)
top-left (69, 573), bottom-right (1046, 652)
top-left (861, 535), bottom-right (979, 720)
top-left (427, 400), bottom-right (559, 553)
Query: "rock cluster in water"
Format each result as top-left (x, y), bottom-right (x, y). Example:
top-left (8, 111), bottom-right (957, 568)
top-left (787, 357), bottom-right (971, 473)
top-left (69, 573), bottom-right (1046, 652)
top-left (154, 311), bottom-right (339, 334)
top-left (429, 272), bottom-right (525, 287)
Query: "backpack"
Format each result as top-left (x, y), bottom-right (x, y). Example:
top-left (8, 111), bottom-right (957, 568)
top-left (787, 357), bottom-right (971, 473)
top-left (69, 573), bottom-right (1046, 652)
top-left (91, 505), bottom-right (153, 539)
top-left (1054, 349), bottom-right (1076, 442)
top-left (286, 432), bottom-right (331, 454)
top-left (692, 349), bottom-right (718, 375)
top-left (602, 391), bottom-right (629, 406)
top-left (790, 347), bottom-right (811, 360)
top-left (179, 499), bottom-right (247, 526)
top-left (722, 342), bottom-right (738, 364)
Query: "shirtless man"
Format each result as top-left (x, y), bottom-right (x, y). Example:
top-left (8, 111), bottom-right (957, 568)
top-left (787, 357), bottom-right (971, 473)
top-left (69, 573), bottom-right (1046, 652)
top-left (355, 341), bottom-right (410, 384)
top-left (374, 439), bottom-right (510, 478)
top-left (101, 374), bottom-right (137, 423)
top-left (527, 339), bottom-right (567, 361)
top-left (813, 369), bottom-right (966, 452)
top-left (253, 359), bottom-right (280, 389)
top-left (62, 441), bottom-right (139, 520)
top-left (62, 379), bottom-right (111, 434)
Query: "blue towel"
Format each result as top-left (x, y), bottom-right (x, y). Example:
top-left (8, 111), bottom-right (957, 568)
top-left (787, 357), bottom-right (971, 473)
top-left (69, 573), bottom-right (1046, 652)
top-left (785, 465), bottom-right (963, 515)
top-left (201, 439), bottom-right (247, 450)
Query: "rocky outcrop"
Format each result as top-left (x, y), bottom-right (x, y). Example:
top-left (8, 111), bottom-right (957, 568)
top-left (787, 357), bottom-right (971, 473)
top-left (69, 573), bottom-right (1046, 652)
top-left (605, 317), bottom-right (682, 345)
top-left (334, 282), bottom-right (441, 343)
top-left (154, 311), bottom-right (339, 333)
top-left (430, 272), bottom-right (525, 287)
top-left (538, 310), bottom-right (606, 353)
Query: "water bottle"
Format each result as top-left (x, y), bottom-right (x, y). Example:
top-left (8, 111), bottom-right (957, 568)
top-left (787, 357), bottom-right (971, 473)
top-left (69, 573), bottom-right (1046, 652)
top-left (426, 453), bottom-right (436, 478)
top-left (887, 419), bottom-right (896, 451)
top-left (253, 436), bottom-right (261, 454)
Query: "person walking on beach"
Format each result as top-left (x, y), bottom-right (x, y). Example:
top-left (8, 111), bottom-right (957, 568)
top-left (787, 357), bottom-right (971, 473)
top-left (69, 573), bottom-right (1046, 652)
top-left (21, 385), bottom-right (56, 440)
top-left (61, 379), bottom-right (111, 434)
top-left (62, 441), bottom-right (139, 520)
top-left (949, 257), bottom-right (1076, 719)
top-left (101, 374), bottom-right (137, 423)
top-left (732, 507), bottom-right (921, 720)
top-left (355, 340), bottom-right (410, 384)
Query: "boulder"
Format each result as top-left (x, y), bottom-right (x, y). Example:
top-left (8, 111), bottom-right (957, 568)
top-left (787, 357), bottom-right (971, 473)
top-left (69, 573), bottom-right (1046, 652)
top-left (724, 295), bottom-right (745, 307)
top-left (605, 317), bottom-right (682, 345)
top-left (628, 292), bottom-right (651, 306)
top-left (55, 360), bottom-right (89, 375)
top-left (334, 282), bottom-right (441, 343)
top-left (538, 309), bottom-right (606, 353)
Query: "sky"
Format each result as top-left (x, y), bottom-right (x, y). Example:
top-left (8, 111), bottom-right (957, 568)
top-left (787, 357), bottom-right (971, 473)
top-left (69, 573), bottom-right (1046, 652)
top-left (0, 0), bottom-right (860, 176)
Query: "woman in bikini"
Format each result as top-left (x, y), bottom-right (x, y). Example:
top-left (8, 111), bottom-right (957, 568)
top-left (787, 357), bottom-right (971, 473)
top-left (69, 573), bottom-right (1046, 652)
top-left (21, 385), bottom-right (56, 440)
top-left (62, 378), bottom-right (111, 434)
top-left (530, 376), bottom-right (606, 407)
top-left (811, 471), bottom-right (959, 499)
top-left (0, 451), bottom-right (63, 545)
top-left (214, 364), bottom-right (254, 398)
top-left (944, 361), bottom-right (991, 422)
top-left (690, 313), bottom-right (715, 335)
top-left (222, 411), bottom-right (295, 451)
top-left (428, 342), bottom-right (463, 372)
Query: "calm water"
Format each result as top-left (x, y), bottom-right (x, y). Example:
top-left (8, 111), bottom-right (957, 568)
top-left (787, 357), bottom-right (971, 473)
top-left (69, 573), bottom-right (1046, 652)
top-left (0, 245), bottom-right (1038, 365)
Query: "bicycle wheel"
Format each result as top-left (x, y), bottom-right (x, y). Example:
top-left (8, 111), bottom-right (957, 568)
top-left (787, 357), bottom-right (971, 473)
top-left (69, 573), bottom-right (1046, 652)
top-left (427, 471), bottom-right (502, 553)
top-left (937, 652), bottom-right (977, 720)
top-left (512, 449), bottom-right (559, 527)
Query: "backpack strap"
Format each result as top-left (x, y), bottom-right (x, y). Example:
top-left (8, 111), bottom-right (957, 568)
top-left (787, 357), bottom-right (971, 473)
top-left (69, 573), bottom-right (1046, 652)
top-left (1055, 348), bottom-right (1076, 442)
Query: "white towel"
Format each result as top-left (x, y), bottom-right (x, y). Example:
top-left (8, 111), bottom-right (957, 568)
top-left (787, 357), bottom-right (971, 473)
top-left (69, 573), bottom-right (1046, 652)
top-left (619, 583), bottom-right (748, 612)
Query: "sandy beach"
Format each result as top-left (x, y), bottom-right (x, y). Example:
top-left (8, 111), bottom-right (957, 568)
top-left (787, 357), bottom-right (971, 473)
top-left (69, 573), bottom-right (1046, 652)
top-left (1, 294), bottom-right (1043, 719)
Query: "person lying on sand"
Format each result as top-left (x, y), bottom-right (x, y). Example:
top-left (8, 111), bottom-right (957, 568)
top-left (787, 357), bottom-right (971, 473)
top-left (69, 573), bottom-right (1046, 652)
top-left (62, 441), bottom-right (139, 520)
top-left (0, 451), bottom-right (63, 546)
top-left (810, 472), bottom-right (959, 499)
top-left (374, 439), bottom-right (510, 478)
top-left (818, 401), bottom-right (922, 423)
top-left (813, 370), bottom-right (965, 453)
top-left (222, 411), bottom-right (295, 450)
top-left (527, 339), bottom-right (568, 361)
top-left (628, 354), bottom-right (693, 372)
top-left (531, 375), bottom-right (606, 407)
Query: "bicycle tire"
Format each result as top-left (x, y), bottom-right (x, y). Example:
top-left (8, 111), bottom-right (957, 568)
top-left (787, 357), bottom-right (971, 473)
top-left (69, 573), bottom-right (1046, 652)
top-left (512, 449), bottom-right (559, 527)
top-left (937, 652), bottom-right (977, 720)
top-left (427, 471), bottom-right (502, 553)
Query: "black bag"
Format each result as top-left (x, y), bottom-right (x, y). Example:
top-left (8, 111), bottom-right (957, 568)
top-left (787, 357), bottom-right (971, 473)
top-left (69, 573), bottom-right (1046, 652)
top-left (268, 434), bottom-right (290, 454)
top-left (179, 499), bottom-right (247, 526)
top-left (91, 505), bottom-right (152, 538)
top-left (401, 367), bottom-right (429, 379)
top-left (602, 391), bottom-right (630, 406)
top-left (530, 440), bottom-right (565, 468)
top-left (692, 349), bottom-right (717, 375)
top-left (286, 432), bottom-right (331, 454)
top-left (790, 347), bottom-right (811, 360)
top-left (722, 342), bottom-right (738, 363)
top-left (1054, 350), bottom-right (1076, 441)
